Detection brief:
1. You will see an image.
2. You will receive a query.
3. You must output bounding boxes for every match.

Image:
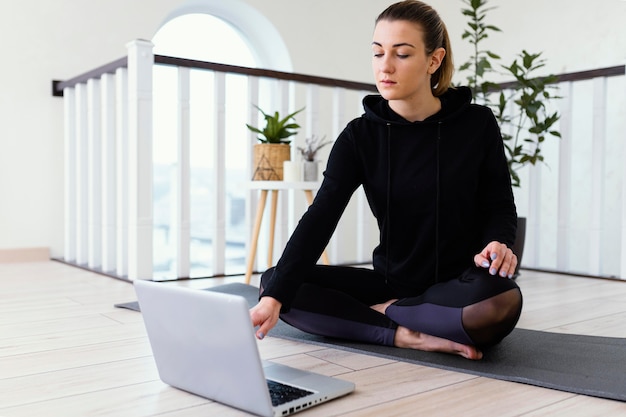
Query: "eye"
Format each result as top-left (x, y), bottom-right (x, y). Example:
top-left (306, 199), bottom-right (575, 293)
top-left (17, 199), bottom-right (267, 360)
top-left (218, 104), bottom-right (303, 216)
top-left (397, 53), bottom-right (410, 59)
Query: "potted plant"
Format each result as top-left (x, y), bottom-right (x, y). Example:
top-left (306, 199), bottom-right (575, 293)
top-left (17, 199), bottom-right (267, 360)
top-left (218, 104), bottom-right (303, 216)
top-left (246, 106), bottom-right (304, 180)
top-left (458, 0), bottom-right (561, 276)
top-left (297, 135), bottom-right (333, 181)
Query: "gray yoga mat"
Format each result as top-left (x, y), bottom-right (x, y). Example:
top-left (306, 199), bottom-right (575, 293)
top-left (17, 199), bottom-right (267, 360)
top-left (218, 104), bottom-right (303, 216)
top-left (116, 282), bottom-right (626, 402)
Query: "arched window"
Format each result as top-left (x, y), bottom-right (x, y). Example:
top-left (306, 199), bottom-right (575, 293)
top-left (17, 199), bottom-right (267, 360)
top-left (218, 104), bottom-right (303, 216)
top-left (152, 14), bottom-right (256, 67)
top-left (150, 3), bottom-right (290, 279)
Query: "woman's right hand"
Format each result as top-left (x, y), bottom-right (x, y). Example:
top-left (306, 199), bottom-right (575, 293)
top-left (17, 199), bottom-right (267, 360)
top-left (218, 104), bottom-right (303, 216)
top-left (249, 296), bottom-right (282, 340)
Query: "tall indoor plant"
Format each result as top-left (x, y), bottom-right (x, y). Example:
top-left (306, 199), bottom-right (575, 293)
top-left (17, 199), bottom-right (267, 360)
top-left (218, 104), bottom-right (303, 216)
top-left (459, 0), bottom-right (561, 187)
top-left (458, 0), bottom-right (561, 276)
top-left (246, 106), bottom-right (304, 180)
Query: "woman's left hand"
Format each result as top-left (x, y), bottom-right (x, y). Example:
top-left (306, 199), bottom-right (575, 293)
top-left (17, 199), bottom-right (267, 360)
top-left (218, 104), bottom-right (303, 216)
top-left (474, 241), bottom-right (517, 279)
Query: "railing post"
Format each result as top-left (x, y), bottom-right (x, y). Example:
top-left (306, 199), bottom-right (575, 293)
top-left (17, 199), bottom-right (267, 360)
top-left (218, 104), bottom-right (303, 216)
top-left (126, 39), bottom-right (154, 280)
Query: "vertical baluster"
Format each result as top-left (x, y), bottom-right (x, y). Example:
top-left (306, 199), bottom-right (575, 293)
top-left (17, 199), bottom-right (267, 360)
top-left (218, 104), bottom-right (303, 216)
top-left (556, 82), bottom-right (573, 272)
top-left (246, 76), bottom-right (260, 273)
top-left (275, 80), bottom-right (292, 264)
top-left (619, 71), bottom-right (626, 280)
top-left (115, 67), bottom-right (129, 278)
top-left (75, 83), bottom-right (88, 266)
top-left (63, 87), bottom-right (77, 263)
top-left (212, 72), bottom-right (227, 275)
top-left (590, 77), bottom-right (607, 275)
top-left (526, 96), bottom-right (542, 270)
top-left (126, 39), bottom-right (154, 280)
top-left (101, 74), bottom-right (117, 273)
top-left (176, 67), bottom-right (191, 278)
top-left (87, 78), bottom-right (102, 270)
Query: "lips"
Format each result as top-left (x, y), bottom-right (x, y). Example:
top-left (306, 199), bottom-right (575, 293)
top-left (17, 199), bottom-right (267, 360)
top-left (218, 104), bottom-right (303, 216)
top-left (380, 79), bottom-right (396, 86)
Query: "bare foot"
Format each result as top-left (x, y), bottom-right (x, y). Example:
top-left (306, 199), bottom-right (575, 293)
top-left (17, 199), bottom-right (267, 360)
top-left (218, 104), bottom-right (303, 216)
top-left (394, 326), bottom-right (483, 360)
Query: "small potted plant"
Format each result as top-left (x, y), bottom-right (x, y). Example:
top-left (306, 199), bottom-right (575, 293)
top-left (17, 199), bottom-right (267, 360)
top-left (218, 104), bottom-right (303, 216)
top-left (246, 105), bottom-right (304, 180)
top-left (297, 135), bottom-right (332, 181)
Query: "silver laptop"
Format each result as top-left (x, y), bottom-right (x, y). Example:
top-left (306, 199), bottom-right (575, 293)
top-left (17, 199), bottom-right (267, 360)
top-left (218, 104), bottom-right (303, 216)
top-left (134, 280), bottom-right (355, 417)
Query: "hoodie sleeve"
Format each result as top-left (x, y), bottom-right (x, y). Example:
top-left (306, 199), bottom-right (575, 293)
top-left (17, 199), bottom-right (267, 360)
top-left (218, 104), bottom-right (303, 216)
top-left (261, 124), bottom-right (363, 310)
top-left (477, 109), bottom-right (517, 247)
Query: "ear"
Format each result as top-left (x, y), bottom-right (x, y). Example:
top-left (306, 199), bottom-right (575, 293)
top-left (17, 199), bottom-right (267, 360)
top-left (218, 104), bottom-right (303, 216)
top-left (428, 47), bottom-right (446, 74)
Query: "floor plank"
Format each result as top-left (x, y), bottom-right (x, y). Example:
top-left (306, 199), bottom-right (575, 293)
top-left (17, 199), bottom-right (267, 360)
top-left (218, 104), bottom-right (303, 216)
top-left (1, 261), bottom-right (625, 416)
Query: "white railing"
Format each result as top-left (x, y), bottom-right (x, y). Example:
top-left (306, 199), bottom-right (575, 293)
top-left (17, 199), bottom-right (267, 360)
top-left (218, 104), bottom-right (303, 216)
top-left (56, 40), bottom-right (626, 280)
top-left (513, 66), bottom-right (626, 279)
top-left (58, 40), bottom-right (377, 280)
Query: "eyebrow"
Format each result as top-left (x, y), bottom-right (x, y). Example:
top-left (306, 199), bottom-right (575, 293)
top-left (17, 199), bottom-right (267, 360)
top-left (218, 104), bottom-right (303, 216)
top-left (372, 42), bottom-right (416, 48)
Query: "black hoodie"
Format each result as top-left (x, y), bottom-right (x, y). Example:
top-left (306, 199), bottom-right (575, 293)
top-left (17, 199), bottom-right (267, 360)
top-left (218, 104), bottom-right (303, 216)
top-left (263, 86), bottom-right (516, 310)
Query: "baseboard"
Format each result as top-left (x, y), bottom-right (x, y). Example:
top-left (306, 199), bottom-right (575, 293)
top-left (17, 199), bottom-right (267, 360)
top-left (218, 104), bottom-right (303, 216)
top-left (0, 247), bottom-right (50, 263)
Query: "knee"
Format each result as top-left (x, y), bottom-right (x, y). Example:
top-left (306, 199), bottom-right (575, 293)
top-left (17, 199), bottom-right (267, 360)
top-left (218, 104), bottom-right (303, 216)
top-left (490, 288), bottom-right (523, 322)
top-left (463, 287), bottom-right (523, 347)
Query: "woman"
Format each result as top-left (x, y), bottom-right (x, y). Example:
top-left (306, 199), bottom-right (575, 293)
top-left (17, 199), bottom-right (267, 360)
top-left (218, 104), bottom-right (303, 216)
top-left (249, 0), bottom-right (522, 360)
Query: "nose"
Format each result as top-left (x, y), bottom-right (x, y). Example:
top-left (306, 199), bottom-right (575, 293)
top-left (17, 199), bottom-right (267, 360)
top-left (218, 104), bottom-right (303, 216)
top-left (379, 56), bottom-right (394, 74)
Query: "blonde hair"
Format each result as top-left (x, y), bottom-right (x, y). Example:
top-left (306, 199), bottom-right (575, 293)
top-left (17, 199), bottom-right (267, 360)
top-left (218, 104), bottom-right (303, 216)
top-left (376, 0), bottom-right (454, 96)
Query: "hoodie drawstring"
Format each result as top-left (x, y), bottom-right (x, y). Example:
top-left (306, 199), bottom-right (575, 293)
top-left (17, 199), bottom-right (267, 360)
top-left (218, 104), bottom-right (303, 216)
top-left (434, 122), bottom-right (442, 283)
top-left (385, 122), bottom-right (391, 285)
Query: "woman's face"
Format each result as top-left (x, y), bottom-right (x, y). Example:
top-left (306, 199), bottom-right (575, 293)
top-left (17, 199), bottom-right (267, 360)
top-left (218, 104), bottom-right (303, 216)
top-left (371, 19), bottom-right (442, 102)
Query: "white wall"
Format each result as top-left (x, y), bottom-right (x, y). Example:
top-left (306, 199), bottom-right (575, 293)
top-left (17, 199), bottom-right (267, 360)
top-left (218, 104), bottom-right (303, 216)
top-left (1, 0), bottom-right (624, 257)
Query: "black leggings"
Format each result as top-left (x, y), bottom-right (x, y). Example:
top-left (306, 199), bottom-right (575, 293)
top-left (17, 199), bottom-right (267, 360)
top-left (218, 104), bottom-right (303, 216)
top-left (260, 265), bottom-right (522, 348)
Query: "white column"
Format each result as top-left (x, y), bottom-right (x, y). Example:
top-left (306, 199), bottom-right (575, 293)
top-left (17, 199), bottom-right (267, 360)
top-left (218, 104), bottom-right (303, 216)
top-left (63, 87), bottom-right (77, 263)
top-left (175, 67), bottom-right (191, 278)
top-left (126, 39), bottom-right (154, 280)
top-left (101, 73), bottom-right (117, 273)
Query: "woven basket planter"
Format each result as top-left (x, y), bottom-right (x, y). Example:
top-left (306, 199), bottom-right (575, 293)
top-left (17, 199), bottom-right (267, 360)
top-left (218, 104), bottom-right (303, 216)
top-left (252, 143), bottom-right (291, 181)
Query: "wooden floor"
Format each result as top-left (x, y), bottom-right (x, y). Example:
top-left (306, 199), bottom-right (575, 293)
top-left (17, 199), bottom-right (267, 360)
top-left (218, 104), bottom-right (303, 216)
top-left (2, 261), bottom-right (626, 416)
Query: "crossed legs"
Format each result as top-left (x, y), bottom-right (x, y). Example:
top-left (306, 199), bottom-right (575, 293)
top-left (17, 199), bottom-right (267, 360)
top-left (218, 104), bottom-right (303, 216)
top-left (259, 265), bottom-right (522, 360)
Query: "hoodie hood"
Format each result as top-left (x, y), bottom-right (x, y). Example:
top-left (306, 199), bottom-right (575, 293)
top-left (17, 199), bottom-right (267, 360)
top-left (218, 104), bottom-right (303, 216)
top-left (362, 86), bottom-right (473, 126)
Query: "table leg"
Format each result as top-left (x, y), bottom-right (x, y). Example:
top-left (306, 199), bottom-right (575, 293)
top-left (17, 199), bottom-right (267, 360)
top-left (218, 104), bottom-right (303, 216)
top-left (303, 190), bottom-right (330, 265)
top-left (245, 190), bottom-right (268, 284)
top-left (268, 190), bottom-right (279, 268)
top-left (303, 190), bottom-right (314, 205)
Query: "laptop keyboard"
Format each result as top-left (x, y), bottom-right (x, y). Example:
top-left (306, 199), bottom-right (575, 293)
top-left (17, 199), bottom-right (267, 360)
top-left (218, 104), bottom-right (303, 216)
top-left (267, 379), bottom-right (314, 406)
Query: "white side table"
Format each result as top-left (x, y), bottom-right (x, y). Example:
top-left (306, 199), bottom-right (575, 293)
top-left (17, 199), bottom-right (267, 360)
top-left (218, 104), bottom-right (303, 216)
top-left (245, 181), bottom-right (330, 284)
